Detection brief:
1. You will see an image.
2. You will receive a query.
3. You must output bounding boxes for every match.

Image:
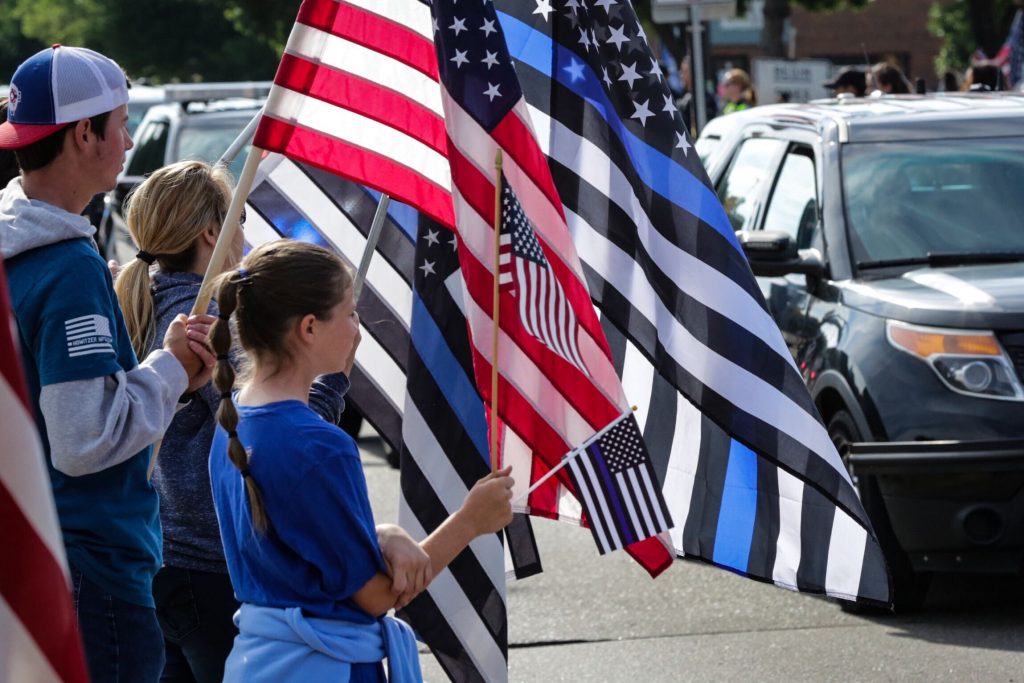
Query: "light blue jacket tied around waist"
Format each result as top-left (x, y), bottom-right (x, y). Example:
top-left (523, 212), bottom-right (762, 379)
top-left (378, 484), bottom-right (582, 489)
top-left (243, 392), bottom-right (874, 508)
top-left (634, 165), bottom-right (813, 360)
top-left (224, 604), bottom-right (422, 682)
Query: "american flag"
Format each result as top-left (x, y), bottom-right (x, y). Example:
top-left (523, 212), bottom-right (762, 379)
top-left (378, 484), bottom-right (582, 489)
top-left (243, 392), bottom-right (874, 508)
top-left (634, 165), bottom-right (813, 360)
top-left (498, 178), bottom-right (586, 374)
top-left (565, 412), bottom-right (672, 554)
top-left (492, 0), bottom-right (890, 605)
top-left (0, 258), bottom-right (88, 683)
top-left (429, 0), bottom-right (674, 576)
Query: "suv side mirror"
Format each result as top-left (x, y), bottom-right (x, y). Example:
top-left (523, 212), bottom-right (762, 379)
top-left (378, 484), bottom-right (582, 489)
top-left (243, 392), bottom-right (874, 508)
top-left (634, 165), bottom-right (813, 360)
top-left (737, 230), bottom-right (824, 278)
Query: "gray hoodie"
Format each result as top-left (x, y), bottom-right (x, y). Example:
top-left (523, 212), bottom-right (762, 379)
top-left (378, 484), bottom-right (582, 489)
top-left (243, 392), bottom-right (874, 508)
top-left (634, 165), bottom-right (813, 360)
top-left (1, 177), bottom-right (187, 477)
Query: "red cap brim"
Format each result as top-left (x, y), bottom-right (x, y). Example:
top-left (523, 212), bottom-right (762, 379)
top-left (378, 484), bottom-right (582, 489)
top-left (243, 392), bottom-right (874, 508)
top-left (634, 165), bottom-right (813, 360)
top-left (0, 120), bottom-right (67, 149)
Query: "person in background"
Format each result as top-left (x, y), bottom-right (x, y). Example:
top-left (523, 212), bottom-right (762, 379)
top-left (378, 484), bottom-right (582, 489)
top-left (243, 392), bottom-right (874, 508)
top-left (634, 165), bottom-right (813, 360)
top-left (940, 70), bottom-right (962, 92)
top-left (0, 45), bottom-right (215, 683)
top-left (674, 55), bottom-right (718, 135)
top-left (963, 61), bottom-right (1005, 91)
top-left (207, 240), bottom-right (514, 681)
top-left (113, 160), bottom-right (429, 683)
top-left (823, 67), bottom-right (867, 98)
top-left (870, 62), bottom-right (912, 94)
top-left (721, 68), bottom-right (757, 114)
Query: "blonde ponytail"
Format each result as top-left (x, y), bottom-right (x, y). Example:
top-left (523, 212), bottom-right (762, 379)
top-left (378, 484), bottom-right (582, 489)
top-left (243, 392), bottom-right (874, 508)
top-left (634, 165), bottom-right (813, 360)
top-left (114, 160), bottom-right (232, 357)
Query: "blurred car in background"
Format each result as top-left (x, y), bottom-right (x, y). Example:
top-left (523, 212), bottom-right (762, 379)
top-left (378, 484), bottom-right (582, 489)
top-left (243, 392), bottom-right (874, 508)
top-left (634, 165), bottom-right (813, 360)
top-left (98, 81), bottom-right (271, 261)
top-left (698, 93), bottom-right (1024, 611)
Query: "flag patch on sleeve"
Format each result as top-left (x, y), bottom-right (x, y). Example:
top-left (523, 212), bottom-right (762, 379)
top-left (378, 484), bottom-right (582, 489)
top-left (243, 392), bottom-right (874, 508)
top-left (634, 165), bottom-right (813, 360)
top-left (64, 314), bottom-right (115, 358)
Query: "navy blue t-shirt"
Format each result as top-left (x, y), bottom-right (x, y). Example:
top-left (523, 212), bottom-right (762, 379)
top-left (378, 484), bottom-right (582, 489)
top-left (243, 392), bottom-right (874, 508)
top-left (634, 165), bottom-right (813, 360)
top-left (5, 237), bottom-right (161, 607)
top-left (210, 400), bottom-right (386, 623)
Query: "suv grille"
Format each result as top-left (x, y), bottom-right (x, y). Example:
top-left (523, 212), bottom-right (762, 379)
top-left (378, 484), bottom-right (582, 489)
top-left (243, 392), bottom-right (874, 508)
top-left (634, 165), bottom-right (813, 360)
top-left (999, 332), bottom-right (1024, 383)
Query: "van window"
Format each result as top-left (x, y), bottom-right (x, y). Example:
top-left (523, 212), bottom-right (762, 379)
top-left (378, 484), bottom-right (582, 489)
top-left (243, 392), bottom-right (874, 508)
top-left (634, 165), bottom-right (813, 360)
top-left (716, 138), bottom-right (785, 232)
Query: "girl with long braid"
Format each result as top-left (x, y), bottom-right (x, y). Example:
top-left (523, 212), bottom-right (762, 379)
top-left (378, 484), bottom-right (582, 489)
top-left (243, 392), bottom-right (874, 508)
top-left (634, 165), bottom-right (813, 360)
top-left (208, 240), bottom-right (514, 682)
top-left (113, 162), bottom-right (430, 683)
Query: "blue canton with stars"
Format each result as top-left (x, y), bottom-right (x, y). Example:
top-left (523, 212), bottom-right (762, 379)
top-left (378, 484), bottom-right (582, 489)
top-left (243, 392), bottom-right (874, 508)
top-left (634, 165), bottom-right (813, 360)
top-left (432, 0), bottom-right (523, 131)
top-left (502, 182), bottom-right (547, 266)
top-left (495, 0), bottom-right (694, 161)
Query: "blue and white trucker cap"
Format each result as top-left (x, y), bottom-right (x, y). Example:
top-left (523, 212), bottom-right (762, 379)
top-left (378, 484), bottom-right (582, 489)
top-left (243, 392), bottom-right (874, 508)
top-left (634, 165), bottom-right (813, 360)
top-left (0, 44), bottom-right (129, 149)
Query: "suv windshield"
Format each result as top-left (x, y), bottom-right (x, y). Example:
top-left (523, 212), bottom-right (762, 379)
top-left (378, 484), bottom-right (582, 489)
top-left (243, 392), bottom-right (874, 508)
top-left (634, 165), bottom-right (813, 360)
top-left (843, 137), bottom-right (1024, 268)
top-left (175, 119), bottom-right (253, 180)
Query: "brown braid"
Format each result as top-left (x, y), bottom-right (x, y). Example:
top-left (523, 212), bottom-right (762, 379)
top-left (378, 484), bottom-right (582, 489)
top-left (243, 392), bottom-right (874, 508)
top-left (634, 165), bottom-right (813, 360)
top-left (211, 272), bottom-right (269, 533)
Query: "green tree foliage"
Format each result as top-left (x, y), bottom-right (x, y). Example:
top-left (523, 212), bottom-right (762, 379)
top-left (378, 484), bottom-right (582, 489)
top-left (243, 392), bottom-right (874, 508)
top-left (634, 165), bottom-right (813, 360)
top-left (928, 0), bottom-right (1017, 76)
top-left (3, 0), bottom-right (283, 83)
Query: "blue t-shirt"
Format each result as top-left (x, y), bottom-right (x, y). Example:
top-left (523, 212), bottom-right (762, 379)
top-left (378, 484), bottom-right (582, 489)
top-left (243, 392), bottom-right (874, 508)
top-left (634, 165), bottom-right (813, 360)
top-left (210, 400), bottom-right (386, 624)
top-left (5, 237), bottom-right (161, 607)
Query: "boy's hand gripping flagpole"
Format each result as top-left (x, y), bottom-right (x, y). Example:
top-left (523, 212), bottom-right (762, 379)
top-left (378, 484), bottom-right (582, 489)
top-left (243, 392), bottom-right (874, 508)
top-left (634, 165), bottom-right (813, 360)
top-left (512, 406), bottom-right (637, 506)
top-left (490, 150), bottom-right (503, 473)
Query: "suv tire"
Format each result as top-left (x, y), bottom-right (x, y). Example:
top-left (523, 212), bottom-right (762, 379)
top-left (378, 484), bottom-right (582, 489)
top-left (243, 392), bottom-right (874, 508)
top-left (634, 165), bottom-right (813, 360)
top-left (828, 410), bottom-right (931, 613)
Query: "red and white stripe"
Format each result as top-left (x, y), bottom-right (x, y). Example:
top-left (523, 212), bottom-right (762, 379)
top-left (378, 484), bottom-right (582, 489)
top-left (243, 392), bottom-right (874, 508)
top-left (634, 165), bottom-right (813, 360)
top-left (0, 261), bottom-right (87, 683)
top-left (253, 0), bottom-right (454, 227)
top-left (439, 85), bottom-right (672, 574)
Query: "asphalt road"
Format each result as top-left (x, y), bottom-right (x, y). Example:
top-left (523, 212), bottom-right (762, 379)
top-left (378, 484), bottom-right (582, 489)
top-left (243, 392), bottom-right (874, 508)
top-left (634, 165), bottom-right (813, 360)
top-left (360, 443), bottom-right (1024, 682)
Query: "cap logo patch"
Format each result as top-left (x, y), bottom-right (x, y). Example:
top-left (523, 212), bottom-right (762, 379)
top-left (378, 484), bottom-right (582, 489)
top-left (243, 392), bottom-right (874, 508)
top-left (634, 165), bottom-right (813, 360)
top-left (7, 84), bottom-right (20, 116)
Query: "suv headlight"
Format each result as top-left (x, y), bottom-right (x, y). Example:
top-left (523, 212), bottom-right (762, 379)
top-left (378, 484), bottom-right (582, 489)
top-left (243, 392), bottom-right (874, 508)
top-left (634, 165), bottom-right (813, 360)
top-left (886, 321), bottom-right (1024, 401)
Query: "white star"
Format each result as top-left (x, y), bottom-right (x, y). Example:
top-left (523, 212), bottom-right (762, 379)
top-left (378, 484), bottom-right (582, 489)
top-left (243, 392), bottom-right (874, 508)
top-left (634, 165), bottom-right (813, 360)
top-left (424, 229), bottom-right (440, 246)
top-left (432, 17), bottom-right (439, 34)
top-left (589, 28), bottom-right (598, 50)
top-left (483, 82), bottom-right (502, 101)
top-left (630, 99), bottom-right (654, 126)
top-left (676, 132), bottom-right (692, 156)
top-left (482, 50), bottom-right (499, 69)
top-left (636, 23), bottom-right (648, 43)
top-left (618, 61), bottom-right (641, 89)
top-left (449, 234), bottom-right (458, 251)
top-left (449, 17), bottom-right (467, 35)
top-left (565, 0), bottom-right (582, 14)
top-left (450, 49), bottom-right (469, 68)
top-left (606, 24), bottom-right (629, 51)
top-left (662, 93), bottom-right (676, 115)
top-left (480, 18), bottom-right (496, 36)
top-left (594, 0), bottom-right (617, 13)
top-left (563, 58), bottom-right (585, 82)
top-left (577, 27), bottom-right (591, 49)
top-left (601, 66), bottom-right (613, 88)
top-left (533, 0), bottom-right (553, 20)
top-left (419, 260), bottom-right (436, 276)
top-left (650, 58), bottom-right (663, 80)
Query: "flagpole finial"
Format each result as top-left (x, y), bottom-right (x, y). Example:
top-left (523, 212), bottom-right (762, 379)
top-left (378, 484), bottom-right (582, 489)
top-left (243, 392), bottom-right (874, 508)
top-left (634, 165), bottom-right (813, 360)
top-left (495, 148), bottom-right (503, 170)
top-left (631, 405), bottom-right (638, 412)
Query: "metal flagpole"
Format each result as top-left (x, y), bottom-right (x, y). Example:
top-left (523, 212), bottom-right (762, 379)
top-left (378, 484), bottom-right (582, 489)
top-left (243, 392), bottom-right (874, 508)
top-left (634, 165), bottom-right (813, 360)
top-left (511, 406), bottom-right (637, 506)
top-left (691, 4), bottom-right (708, 134)
top-left (353, 194), bottom-right (391, 301)
top-left (490, 149), bottom-right (504, 473)
top-left (217, 106), bottom-right (263, 168)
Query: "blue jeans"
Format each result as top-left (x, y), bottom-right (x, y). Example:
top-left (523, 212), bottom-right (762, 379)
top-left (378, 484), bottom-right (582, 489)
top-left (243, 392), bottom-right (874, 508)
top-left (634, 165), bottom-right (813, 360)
top-left (152, 566), bottom-right (240, 683)
top-left (71, 565), bottom-right (165, 683)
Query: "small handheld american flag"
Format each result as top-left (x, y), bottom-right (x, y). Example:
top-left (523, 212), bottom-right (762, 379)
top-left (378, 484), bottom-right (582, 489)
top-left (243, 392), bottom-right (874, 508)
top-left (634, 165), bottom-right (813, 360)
top-left (498, 176), bottom-right (588, 374)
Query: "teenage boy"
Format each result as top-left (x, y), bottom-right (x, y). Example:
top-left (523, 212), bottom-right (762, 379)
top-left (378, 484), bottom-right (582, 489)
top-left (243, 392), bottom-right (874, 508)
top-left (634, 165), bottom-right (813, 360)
top-left (0, 45), bottom-right (215, 682)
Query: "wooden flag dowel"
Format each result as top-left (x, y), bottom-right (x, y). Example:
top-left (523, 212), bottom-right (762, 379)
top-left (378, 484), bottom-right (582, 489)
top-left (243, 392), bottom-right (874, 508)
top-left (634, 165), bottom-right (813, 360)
top-left (191, 144), bottom-right (264, 316)
top-left (490, 149), bottom-right (504, 473)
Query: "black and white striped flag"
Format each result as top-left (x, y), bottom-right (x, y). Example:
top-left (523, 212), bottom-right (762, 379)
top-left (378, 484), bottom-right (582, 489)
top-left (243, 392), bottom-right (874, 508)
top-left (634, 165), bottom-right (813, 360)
top-left (486, 0), bottom-right (891, 606)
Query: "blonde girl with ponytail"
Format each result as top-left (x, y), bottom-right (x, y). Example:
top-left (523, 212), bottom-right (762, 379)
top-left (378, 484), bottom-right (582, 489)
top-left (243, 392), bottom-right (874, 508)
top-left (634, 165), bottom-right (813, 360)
top-left (207, 240), bottom-right (514, 683)
top-left (111, 161), bottom-right (353, 683)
